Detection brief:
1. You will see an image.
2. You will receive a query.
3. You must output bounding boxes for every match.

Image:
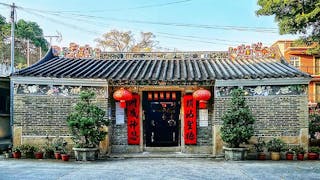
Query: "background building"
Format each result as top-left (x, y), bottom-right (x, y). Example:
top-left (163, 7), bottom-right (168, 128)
top-left (272, 40), bottom-right (320, 105)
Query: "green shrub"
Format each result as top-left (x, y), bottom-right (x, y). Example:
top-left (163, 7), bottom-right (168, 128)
top-left (67, 91), bottom-right (110, 148)
top-left (309, 114), bottom-right (320, 139)
top-left (220, 88), bottom-right (255, 148)
top-left (254, 137), bottom-right (266, 152)
top-left (293, 146), bottom-right (305, 154)
top-left (309, 146), bottom-right (320, 153)
top-left (266, 138), bottom-right (285, 152)
top-left (20, 144), bottom-right (37, 158)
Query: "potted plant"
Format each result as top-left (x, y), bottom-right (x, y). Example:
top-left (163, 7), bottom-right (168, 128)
top-left (43, 144), bottom-right (55, 159)
top-left (67, 91), bottom-right (110, 161)
top-left (266, 138), bottom-right (285, 161)
top-left (285, 146), bottom-right (294, 160)
top-left (308, 146), bottom-right (320, 160)
top-left (12, 146), bottom-right (21, 159)
top-left (34, 146), bottom-right (44, 159)
top-left (60, 149), bottom-right (70, 161)
top-left (52, 137), bottom-right (67, 159)
top-left (254, 137), bottom-right (266, 160)
top-left (20, 144), bottom-right (37, 158)
top-left (220, 88), bottom-right (255, 160)
top-left (294, 146), bottom-right (305, 161)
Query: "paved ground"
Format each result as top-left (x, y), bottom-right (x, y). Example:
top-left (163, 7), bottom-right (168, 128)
top-left (0, 158), bottom-right (320, 180)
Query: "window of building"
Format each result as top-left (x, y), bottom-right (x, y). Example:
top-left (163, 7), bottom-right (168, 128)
top-left (316, 84), bottom-right (320, 103)
top-left (316, 57), bottom-right (320, 75)
top-left (289, 56), bottom-right (300, 68)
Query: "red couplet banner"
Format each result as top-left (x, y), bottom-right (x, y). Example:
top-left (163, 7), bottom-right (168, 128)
top-left (183, 94), bottom-right (197, 145)
top-left (127, 93), bottom-right (140, 145)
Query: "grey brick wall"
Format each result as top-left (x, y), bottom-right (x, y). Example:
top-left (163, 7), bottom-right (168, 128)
top-left (213, 95), bottom-right (308, 137)
top-left (14, 95), bottom-right (107, 136)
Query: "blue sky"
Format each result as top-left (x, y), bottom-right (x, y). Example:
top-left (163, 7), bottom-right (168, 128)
top-left (1, 0), bottom-right (298, 51)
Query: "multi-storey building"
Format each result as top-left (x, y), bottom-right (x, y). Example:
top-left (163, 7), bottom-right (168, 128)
top-left (272, 40), bottom-right (320, 105)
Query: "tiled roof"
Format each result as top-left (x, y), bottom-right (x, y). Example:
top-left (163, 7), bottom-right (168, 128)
top-left (13, 49), bottom-right (309, 84)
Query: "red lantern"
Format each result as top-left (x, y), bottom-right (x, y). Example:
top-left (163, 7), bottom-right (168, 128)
top-left (193, 89), bottom-right (211, 109)
top-left (113, 88), bottom-right (133, 108)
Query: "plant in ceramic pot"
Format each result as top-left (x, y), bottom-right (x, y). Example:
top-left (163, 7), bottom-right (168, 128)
top-left (266, 138), bottom-right (285, 161)
top-left (293, 146), bottom-right (305, 161)
top-left (52, 137), bottom-right (67, 159)
top-left (43, 144), bottom-right (55, 159)
top-left (20, 144), bottom-right (37, 158)
top-left (67, 91), bottom-right (110, 161)
top-left (220, 88), bottom-right (255, 161)
top-left (34, 145), bottom-right (44, 159)
top-left (60, 149), bottom-right (70, 161)
top-left (12, 146), bottom-right (21, 159)
top-left (254, 137), bottom-right (266, 160)
top-left (285, 146), bottom-right (294, 160)
top-left (308, 146), bottom-right (320, 160)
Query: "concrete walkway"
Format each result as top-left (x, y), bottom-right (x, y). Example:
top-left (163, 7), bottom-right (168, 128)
top-left (0, 158), bottom-right (320, 180)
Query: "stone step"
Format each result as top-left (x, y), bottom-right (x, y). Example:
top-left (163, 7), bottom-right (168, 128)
top-left (143, 147), bottom-right (181, 152)
top-left (107, 152), bottom-right (224, 159)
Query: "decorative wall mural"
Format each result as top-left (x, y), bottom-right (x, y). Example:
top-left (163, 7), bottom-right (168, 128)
top-left (215, 85), bottom-right (307, 97)
top-left (15, 84), bottom-right (106, 97)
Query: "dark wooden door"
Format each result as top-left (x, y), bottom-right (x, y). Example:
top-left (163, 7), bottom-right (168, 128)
top-left (144, 92), bottom-right (180, 147)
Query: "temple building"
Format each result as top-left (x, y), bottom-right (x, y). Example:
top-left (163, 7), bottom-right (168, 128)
top-left (11, 48), bottom-right (310, 156)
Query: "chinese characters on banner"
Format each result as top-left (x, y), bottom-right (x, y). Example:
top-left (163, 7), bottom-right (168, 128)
top-left (126, 93), bottom-right (140, 145)
top-left (183, 94), bottom-right (197, 144)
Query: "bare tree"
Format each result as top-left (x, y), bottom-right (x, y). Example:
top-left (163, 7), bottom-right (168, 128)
top-left (95, 30), bottom-right (157, 52)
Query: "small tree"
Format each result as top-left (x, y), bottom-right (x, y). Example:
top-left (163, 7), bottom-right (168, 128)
top-left (220, 88), bottom-right (255, 148)
top-left (67, 91), bottom-right (110, 148)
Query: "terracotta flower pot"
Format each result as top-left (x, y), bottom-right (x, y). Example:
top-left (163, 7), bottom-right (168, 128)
top-left (270, 152), bottom-right (281, 161)
top-left (34, 152), bottom-right (43, 159)
top-left (297, 153), bottom-right (304, 161)
top-left (286, 153), bottom-right (294, 160)
top-left (308, 153), bottom-right (319, 160)
top-left (13, 152), bottom-right (21, 159)
top-left (257, 152), bottom-right (266, 160)
top-left (54, 152), bottom-right (61, 159)
top-left (61, 154), bottom-right (69, 161)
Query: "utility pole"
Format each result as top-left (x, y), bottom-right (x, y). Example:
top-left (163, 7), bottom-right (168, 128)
top-left (10, 3), bottom-right (16, 73)
top-left (27, 39), bottom-right (30, 66)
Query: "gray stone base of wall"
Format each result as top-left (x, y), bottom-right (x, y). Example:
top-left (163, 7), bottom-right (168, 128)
top-left (182, 145), bottom-right (212, 154)
top-left (111, 145), bottom-right (141, 153)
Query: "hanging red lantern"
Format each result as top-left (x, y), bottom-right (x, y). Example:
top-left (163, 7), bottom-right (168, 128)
top-left (113, 88), bottom-right (133, 108)
top-left (193, 89), bottom-right (211, 109)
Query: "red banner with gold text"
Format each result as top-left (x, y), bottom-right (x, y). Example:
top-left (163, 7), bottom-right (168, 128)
top-left (183, 94), bottom-right (197, 145)
top-left (127, 93), bottom-right (140, 145)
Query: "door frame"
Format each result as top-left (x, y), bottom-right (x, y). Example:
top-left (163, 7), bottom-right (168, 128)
top-left (142, 91), bottom-right (182, 149)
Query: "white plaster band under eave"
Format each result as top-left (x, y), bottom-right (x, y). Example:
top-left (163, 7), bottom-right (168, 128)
top-left (215, 77), bottom-right (311, 87)
top-left (21, 135), bottom-right (72, 138)
top-left (10, 77), bottom-right (109, 87)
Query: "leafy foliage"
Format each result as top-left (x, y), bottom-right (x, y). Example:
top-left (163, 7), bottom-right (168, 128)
top-left (51, 136), bottom-right (67, 152)
top-left (67, 91), bottom-right (110, 148)
top-left (220, 88), bottom-right (255, 148)
top-left (266, 138), bottom-right (285, 152)
top-left (95, 29), bottom-right (157, 52)
top-left (309, 146), bottom-right (320, 153)
top-left (256, 0), bottom-right (320, 52)
top-left (0, 14), bottom-right (48, 66)
top-left (293, 145), bottom-right (305, 154)
top-left (254, 137), bottom-right (266, 152)
top-left (309, 114), bottom-right (320, 138)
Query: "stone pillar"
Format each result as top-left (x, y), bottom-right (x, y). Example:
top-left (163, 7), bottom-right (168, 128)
top-left (300, 128), bottom-right (309, 151)
top-left (213, 125), bottom-right (223, 156)
top-left (13, 126), bottom-right (22, 146)
top-left (99, 126), bottom-right (109, 154)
